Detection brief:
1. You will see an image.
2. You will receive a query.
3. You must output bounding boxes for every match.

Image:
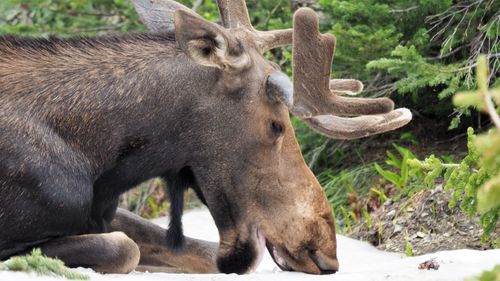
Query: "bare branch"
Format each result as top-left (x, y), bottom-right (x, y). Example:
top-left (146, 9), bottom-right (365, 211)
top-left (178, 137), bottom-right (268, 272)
top-left (483, 88), bottom-right (500, 129)
top-left (192, 0), bottom-right (204, 12)
top-left (484, 95), bottom-right (500, 129)
top-left (263, 0), bottom-right (283, 29)
top-left (390, 6), bottom-right (418, 13)
top-left (441, 53), bottom-right (500, 73)
top-left (426, 44), bottom-right (469, 60)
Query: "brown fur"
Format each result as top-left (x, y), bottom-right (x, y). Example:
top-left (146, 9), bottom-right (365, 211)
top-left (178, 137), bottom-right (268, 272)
top-left (0, 19), bottom-right (337, 274)
top-left (41, 231), bottom-right (140, 274)
top-left (0, 1), bottom-right (410, 276)
top-left (111, 208), bottom-right (218, 273)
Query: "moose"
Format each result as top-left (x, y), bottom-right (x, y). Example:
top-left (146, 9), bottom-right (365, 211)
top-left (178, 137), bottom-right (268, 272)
top-left (0, 0), bottom-right (411, 275)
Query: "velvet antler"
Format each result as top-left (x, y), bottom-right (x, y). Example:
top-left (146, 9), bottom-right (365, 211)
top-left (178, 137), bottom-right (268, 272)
top-left (132, 0), bottom-right (201, 33)
top-left (291, 8), bottom-right (411, 139)
top-left (215, 0), bottom-right (293, 53)
top-left (132, 1), bottom-right (411, 139)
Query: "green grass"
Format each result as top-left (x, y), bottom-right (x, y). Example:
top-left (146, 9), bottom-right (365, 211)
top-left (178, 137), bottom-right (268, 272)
top-left (405, 239), bottom-right (413, 257)
top-left (465, 265), bottom-right (500, 281)
top-left (0, 249), bottom-right (89, 280)
top-left (319, 165), bottom-right (377, 232)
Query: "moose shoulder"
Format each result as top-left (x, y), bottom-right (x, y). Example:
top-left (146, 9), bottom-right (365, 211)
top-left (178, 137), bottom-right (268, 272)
top-left (0, 0), bottom-right (411, 275)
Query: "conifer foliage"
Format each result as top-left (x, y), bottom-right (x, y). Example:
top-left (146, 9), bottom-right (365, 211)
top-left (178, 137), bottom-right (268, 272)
top-left (409, 57), bottom-right (500, 243)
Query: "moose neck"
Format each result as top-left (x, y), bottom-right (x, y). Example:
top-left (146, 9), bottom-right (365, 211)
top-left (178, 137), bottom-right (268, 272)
top-left (0, 33), bottom-right (222, 180)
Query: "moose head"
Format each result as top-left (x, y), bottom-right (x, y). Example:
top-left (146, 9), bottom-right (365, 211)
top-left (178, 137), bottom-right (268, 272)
top-left (132, 0), bottom-right (411, 274)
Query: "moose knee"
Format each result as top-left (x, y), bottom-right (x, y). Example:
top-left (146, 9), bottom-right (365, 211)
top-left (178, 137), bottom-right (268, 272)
top-left (96, 232), bottom-right (140, 274)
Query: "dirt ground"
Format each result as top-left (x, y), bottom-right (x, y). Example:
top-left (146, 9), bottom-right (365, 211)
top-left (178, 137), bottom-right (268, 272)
top-left (349, 185), bottom-right (499, 255)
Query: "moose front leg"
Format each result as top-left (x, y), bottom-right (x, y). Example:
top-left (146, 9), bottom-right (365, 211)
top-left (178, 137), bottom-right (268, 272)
top-left (110, 208), bottom-right (218, 273)
top-left (40, 232), bottom-right (140, 274)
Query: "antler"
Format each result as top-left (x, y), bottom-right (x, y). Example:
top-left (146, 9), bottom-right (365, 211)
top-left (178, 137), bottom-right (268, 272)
top-left (215, 0), bottom-right (293, 53)
top-left (133, 0), bottom-right (292, 53)
top-left (291, 8), bottom-right (411, 139)
top-left (132, 0), bottom-right (201, 33)
top-left (132, 2), bottom-right (411, 139)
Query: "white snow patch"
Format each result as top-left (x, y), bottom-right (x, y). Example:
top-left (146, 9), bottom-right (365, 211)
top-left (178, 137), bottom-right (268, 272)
top-left (1, 208), bottom-right (499, 281)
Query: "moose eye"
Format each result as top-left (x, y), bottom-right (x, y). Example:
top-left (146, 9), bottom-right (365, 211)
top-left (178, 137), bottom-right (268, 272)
top-left (270, 121), bottom-right (284, 135)
top-left (201, 46), bottom-right (212, 57)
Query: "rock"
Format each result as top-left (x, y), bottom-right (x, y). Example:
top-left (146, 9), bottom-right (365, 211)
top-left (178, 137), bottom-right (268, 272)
top-left (387, 210), bottom-right (396, 219)
top-left (416, 232), bottom-right (427, 238)
top-left (421, 212), bottom-right (429, 218)
top-left (419, 258), bottom-right (440, 270)
top-left (394, 224), bottom-right (403, 234)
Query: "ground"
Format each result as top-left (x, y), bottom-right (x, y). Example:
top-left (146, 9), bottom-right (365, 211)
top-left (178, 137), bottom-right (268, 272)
top-left (1, 208), bottom-right (499, 281)
top-left (330, 117), bottom-right (500, 255)
top-left (349, 185), bottom-right (500, 255)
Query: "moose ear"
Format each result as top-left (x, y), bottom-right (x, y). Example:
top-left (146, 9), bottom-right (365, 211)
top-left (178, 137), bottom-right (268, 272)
top-left (174, 10), bottom-right (250, 70)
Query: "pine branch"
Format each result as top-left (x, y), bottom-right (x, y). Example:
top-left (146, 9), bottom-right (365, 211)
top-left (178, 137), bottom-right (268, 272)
top-left (192, 0), bottom-right (204, 12)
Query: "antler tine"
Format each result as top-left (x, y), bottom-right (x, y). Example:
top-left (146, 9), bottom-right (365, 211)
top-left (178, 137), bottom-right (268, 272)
top-left (292, 8), bottom-right (412, 139)
top-left (292, 8), bottom-right (395, 118)
top-left (255, 30), bottom-right (293, 52)
top-left (216, 0), bottom-right (253, 30)
top-left (132, 0), bottom-right (200, 33)
top-left (216, 0), bottom-right (293, 53)
top-left (330, 79), bottom-right (364, 96)
top-left (306, 109), bottom-right (412, 139)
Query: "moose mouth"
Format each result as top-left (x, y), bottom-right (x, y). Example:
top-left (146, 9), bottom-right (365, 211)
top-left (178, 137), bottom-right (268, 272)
top-left (248, 229), bottom-right (292, 273)
top-left (265, 240), bottom-right (294, 272)
top-left (264, 238), bottom-right (339, 275)
top-left (250, 229), bottom-right (293, 272)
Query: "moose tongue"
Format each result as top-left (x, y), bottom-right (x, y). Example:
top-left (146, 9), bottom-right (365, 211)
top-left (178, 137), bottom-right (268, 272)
top-left (250, 229), bottom-right (267, 272)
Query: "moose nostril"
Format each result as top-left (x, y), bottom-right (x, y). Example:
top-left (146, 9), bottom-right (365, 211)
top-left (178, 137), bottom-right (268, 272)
top-left (311, 250), bottom-right (339, 274)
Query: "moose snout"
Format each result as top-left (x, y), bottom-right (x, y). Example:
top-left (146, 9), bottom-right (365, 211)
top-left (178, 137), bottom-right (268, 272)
top-left (310, 249), bottom-right (339, 274)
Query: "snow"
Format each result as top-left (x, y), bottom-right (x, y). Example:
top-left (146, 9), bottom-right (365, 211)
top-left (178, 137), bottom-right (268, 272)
top-left (1, 208), bottom-right (499, 281)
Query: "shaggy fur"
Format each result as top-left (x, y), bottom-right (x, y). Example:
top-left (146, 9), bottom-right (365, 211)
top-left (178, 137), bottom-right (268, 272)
top-left (0, 4), bottom-right (350, 275)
